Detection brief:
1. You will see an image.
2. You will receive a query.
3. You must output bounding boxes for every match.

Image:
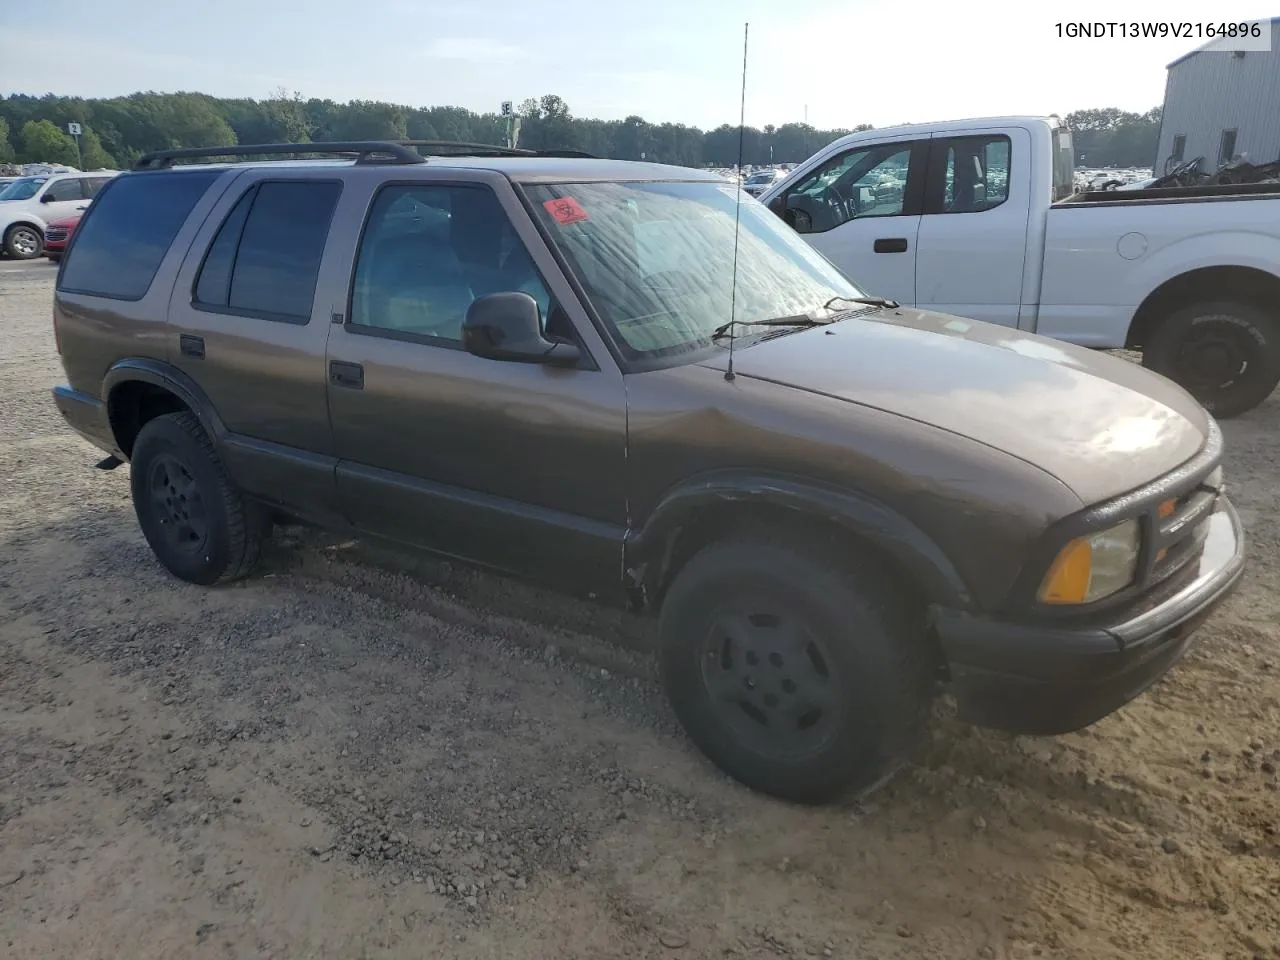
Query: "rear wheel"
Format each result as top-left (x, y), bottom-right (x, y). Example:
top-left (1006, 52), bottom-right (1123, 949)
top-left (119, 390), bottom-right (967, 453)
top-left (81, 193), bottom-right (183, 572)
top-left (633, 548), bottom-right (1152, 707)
top-left (3, 224), bottom-right (43, 260)
top-left (659, 533), bottom-right (932, 804)
top-left (129, 411), bottom-right (265, 585)
top-left (1142, 300), bottom-right (1280, 418)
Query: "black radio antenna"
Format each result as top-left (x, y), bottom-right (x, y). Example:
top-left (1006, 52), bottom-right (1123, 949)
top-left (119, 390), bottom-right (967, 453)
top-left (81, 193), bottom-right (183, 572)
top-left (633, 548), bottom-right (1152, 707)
top-left (725, 21), bottom-right (749, 383)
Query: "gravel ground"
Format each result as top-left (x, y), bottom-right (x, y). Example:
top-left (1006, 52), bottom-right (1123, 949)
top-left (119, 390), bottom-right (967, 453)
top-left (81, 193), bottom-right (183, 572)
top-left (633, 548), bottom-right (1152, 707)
top-left (2, 259), bottom-right (1279, 960)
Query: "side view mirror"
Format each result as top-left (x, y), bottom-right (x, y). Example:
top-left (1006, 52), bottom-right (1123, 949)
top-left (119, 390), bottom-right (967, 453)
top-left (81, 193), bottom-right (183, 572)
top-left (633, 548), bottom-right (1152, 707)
top-left (39, 193), bottom-right (56, 203)
top-left (462, 292), bottom-right (580, 367)
top-left (767, 195), bottom-right (786, 218)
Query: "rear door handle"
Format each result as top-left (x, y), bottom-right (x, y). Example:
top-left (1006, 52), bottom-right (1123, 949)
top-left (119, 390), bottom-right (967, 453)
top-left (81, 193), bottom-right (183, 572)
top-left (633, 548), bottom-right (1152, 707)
top-left (329, 360), bottom-right (364, 389)
top-left (873, 237), bottom-right (909, 254)
top-left (179, 334), bottom-right (205, 359)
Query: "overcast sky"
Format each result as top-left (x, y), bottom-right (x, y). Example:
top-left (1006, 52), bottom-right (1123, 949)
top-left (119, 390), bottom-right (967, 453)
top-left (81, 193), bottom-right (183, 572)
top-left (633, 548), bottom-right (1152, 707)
top-left (0, 2), bottom-right (1271, 129)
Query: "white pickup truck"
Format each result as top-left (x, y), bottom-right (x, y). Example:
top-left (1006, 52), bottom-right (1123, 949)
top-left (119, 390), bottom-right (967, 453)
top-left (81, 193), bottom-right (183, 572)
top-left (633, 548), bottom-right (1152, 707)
top-left (757, 116), bottom-right (1280, 417)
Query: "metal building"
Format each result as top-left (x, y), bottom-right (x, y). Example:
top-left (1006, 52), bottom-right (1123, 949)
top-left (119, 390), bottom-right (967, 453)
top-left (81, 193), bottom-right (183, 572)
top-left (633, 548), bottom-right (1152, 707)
top-left (1154, 19), bottom-right (1280, 175)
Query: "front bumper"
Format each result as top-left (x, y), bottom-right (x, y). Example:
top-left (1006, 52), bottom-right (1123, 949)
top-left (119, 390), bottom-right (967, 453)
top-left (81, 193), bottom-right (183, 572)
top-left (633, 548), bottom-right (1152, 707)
top-left (934, 496), bottom-right (1245, 735)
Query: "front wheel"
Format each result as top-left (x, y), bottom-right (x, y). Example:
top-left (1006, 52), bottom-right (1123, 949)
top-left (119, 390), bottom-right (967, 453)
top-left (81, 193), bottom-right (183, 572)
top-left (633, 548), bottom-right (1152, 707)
top-left (3, 224), bottom-right (43, 260)
top-left (658, 533), bottom-right (932, 804)
top-left (1142, 300), bottom-right (1280, 418)
top-left (129, 411), bottom-right (265, 585)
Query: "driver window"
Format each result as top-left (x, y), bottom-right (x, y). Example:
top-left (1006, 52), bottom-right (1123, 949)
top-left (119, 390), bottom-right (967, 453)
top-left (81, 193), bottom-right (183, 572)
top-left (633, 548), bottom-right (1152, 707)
top-left (349, 184), bottom-right (554, 343)
top-left (782, 143), bottom-right (913, 233)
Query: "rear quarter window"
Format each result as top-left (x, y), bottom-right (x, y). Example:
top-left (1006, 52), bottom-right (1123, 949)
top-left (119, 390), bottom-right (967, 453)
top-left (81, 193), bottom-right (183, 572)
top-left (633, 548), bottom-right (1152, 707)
top-left (59, 171), bottom-right (220, 301)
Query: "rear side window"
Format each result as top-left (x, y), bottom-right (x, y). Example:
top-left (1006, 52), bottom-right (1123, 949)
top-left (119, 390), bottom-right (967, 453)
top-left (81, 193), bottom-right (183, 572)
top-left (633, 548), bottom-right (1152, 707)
top-left (194, 180), bottom-right (341, 323)
top-left (59, 171), bottom-right (219, 301)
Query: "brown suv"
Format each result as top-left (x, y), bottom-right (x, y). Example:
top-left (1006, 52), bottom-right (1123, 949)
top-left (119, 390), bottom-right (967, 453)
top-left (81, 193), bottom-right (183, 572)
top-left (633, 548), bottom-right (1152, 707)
top-left (51, 140), bottom-right (1245, 804)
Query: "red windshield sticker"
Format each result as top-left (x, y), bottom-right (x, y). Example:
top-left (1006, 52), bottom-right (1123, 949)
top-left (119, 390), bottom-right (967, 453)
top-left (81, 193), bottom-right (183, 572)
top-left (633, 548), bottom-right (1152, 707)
top-left (543, 196), bottom-right (589, 225)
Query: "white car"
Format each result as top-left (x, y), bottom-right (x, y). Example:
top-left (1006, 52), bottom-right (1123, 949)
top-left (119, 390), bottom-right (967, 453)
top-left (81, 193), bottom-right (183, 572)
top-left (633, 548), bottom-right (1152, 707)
top-left (758, 115), bottom-right (1280, 417)
top-left (0, 170), bottom-right (119, 259)
top-left (741, 168), bottom-right (787, 197)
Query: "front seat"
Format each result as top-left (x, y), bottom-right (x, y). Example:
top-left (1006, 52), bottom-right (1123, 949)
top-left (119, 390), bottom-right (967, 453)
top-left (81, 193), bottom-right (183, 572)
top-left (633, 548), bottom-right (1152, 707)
top-left (366, 232), bottom-right (475, 338)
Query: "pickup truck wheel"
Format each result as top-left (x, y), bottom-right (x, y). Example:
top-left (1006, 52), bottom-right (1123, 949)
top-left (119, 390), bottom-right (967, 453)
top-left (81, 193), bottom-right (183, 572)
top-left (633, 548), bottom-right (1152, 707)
top-left (129, 411), bottom-right (265, 585)
top-left (659, 534), bottom-right (931, 804)
top-left (3, 224), bottom-right (43, 260)
top-left (1142, 300), bottom-right (1280, 418)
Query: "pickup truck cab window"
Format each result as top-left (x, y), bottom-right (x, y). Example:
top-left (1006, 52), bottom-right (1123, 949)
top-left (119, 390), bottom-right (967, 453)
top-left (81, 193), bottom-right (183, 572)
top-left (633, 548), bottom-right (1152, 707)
top-left (526, 180), bottom-right (864, 362)
top-left (781, 142), bottom-right (917, 233)
top-left (928, 134), bottom-right (1012, 214)
top-left (193, 180), bottom-right (342, 324)
top-left (349, 183), bottom-right (553, 344)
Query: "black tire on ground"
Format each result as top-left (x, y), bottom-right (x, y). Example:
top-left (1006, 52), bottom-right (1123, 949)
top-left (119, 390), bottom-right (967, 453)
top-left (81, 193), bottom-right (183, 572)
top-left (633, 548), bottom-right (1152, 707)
top-left (3, 224), bottom-right (44, 260)
top-left (1142, 299), bottom-right (1280, 418)
top-left (658, 532), bottom-right (933, 804)
top-left (129, 411), bottom-right (266, 585)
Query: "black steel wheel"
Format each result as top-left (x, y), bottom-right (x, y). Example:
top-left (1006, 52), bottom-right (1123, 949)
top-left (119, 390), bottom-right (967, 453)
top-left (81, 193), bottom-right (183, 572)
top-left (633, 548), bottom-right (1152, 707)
top-left (144, 453), bottom-right (211, 558)
top-left (659, 532), bottom-right (932, 804)
top-left (1143, 300), bottom-right (1280, 418)
top-left (129, 411), bottom-right (265, 585)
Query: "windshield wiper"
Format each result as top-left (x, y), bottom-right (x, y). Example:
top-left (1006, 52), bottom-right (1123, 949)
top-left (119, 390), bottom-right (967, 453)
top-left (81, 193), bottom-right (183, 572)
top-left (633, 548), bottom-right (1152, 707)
top-left (823, 294), bottom-right (900, 311)
top-left (710, 315), bottom-right (829, 340)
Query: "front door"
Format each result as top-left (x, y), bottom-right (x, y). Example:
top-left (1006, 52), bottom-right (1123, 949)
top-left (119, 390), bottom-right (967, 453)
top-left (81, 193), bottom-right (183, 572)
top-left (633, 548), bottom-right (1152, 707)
top-left (773, 138), bottom-right (928, 305)
top-left (38, 177), bottom-right (92, 221)
top-left (324, 179), bottom-right (629, 599)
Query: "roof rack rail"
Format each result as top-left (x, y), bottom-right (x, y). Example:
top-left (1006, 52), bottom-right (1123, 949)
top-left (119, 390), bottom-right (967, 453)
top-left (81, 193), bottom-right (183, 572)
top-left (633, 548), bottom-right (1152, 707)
top-left (132, 141), bottom-right (427, 171)
top-left (392, 140), bottom-right (597, 159)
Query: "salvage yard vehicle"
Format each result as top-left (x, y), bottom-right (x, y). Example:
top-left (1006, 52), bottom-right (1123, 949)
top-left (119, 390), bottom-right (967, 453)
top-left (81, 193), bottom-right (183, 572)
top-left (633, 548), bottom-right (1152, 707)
top-left (52, 140), bottom-right (1245, 804)
top-left (758, 116), bottom-right (1280, 417)
top-left (0, 170), bottom-right (118, 259)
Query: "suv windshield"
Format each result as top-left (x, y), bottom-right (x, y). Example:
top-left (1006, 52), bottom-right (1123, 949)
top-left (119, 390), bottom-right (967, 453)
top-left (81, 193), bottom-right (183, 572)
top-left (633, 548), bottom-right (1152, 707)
top-left (0, 177), bottom-right (46, 201)
top-left (526, 180), bottom-right (865, 361)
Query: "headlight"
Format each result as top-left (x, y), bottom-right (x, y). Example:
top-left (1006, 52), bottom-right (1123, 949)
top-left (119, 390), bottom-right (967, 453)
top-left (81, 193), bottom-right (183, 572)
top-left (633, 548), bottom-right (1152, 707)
top-left (1038, 518), bottom-right (1140, 605)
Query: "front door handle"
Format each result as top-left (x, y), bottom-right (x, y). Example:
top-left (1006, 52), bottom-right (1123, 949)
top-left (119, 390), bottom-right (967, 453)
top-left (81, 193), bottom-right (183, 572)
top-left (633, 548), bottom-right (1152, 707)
top-left (329, 360), bottom-right (364, 389)
top-left (179, 334), bottom-right (205, 359)
top-left (873, 237), bottom-right (909, 254)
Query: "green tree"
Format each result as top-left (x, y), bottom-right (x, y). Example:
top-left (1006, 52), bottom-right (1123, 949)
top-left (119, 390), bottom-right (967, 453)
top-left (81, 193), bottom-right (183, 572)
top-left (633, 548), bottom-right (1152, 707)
top-left (78, 127), bottom-right (117, 169)
top-left (0, 115), bottom-right (13, 162)
top-left (17, 119), bottom-right (79, 165)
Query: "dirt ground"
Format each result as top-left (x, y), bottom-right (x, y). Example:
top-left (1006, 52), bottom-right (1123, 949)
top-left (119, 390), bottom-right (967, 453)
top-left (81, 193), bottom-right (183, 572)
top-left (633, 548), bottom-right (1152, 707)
top-left (1, 258), bottom-right (1278, 960)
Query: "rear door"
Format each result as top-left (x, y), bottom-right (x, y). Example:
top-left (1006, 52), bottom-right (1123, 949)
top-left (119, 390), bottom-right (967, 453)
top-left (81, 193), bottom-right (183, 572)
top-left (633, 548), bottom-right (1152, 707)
top-left (166, 170), bottom-right (346, 522)
top-left (769, 138), bottom-right (928, 304)
top-left (914, 128), bottom-right (1032, 328)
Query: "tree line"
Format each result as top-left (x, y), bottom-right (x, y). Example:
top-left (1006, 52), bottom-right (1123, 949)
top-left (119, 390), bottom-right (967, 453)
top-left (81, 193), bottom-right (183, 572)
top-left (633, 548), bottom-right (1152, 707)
top-left (0, 91), bottom-right (1161, 172)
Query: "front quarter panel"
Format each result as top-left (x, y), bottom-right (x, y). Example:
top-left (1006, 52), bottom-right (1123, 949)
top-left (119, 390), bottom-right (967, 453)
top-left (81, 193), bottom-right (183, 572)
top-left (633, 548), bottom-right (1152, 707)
top-left (624, 362), bottom-right (1084, 612)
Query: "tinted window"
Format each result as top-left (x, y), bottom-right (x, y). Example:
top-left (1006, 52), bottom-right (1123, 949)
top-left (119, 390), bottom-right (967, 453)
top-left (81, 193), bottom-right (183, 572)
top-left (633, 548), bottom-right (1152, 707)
top-left (935, 135), bottom-right (1011, 213)
top-left (44, 179), bottom-right (85, 202)
top-left (83, 177), bottom-right (112, 198)
top-left (782, 142), bottom-right (914, 232)
top-left (193, 181), bottom-right (340, 322)
top-left (59, 171), bottom-right (220, 300)
top-left (350, 184), bottom-right (552, 342)
top-left (194, 189), bottom-right (254, 308)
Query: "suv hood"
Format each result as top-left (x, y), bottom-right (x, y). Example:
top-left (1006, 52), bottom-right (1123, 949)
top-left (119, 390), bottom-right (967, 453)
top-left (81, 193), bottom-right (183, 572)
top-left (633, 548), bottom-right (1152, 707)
top-left (699, 307), bottom-right (1210, 506)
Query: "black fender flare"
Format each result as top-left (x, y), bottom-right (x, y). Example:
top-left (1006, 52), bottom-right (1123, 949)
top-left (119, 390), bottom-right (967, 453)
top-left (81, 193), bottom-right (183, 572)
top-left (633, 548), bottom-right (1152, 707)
top-left (102, 358), bottom-right (228, 456)
top-left (624, 470), bottom-right (972, 610)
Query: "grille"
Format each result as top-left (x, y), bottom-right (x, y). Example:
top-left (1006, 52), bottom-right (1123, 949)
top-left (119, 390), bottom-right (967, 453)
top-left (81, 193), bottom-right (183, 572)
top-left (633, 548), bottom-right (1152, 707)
top-left (1143, 468), bottom-right (1222, 591)
top-left (46, 228), bottom-right (68, 242)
